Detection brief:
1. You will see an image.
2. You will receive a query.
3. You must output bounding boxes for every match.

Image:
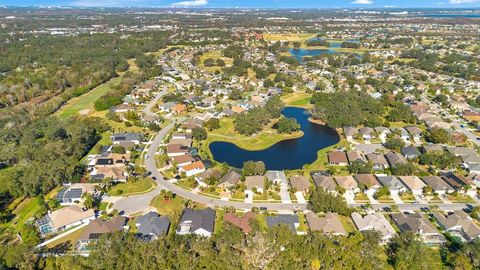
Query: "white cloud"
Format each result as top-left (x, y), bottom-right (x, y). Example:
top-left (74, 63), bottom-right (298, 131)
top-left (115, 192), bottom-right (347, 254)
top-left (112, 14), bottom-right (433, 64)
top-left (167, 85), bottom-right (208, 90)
top-left (449, 0), bottom-right (480, 3)
top-left (171, 0), bottom-right (208, 7)
top-left (351, 0), bottom-right (373, 4)
top-left (70, 0), bottom-right (147, 7)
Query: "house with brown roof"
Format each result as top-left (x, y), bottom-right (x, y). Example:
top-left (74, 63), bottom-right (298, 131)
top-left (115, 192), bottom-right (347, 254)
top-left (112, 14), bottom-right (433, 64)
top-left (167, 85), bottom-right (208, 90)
top-left (171, 154), bottom-right (197, 167)
top-left (347, 151), bottom-right (366, 164)
top-left (354, 174), bottom-right (381, 192)
top-left (399, 176), bottom-right (426, 195)
top-left (334, 176), bottom-right (360, 193)
top-left (289, 175), bottom-right (311, 194)
top-left (328, 151), bottom-right (348, 166)
top-left (306, 212), bottom-right (346, 236)
top-left (421, 176), bottom-right (453, 195)
top-left (180, 160), bottom-right (206, 177)
top-left (37, 205), bottom-right (96, 235)
top-left (312, 174), bottom-right (338, 194)
top-left (198, 168), bottom-right (222, 184)
top-left (166, 144), bottom-right (189, 157)
top-left (224, 212), bottom-right (255, 234)
top-left (366, 153), bottom-right (389, 170)
top-left (441, 172), bottom-right (476, 195)
top-left (385, 152), bottom-right (408, 167)
top-left (172, 103), bottom-right (187, 114)
top-left (77, 216), bottom-right (128, 252)
top-left (218, 170), bottom-right (242, 189)
top-left (245, 176), bottom-right (265, 193)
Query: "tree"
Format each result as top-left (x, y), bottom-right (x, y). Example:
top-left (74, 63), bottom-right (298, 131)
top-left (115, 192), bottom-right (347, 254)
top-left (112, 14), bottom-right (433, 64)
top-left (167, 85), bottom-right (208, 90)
top-left (374, 186), bottom-right (391, 199)
top-left (82, 193), bottom-right (94, 209)
top-left (428, 128), bottom-right (451, 144)
top-left (204, 118), bottom-right (220, 131)
top-left (308, 187), bottom-right (352, 216)
top-left (192, 127), bottom-right (207, 140)
top-left (391, 163), bottom-right (417, 176)
top-left (349, 161), bottom-right (373, 174)
top-left (229, 89), bottom-right (242, 100)
top-left (275, 117), bottom-right (300, 134)
top-left (112, 145), bottom-right (126, 154)
top-left (385, 137), bottom-right (405, 152)
top-left (387, 233), bottom-right (443, 270)
top-left (242, 161), bottom-right (265, 176)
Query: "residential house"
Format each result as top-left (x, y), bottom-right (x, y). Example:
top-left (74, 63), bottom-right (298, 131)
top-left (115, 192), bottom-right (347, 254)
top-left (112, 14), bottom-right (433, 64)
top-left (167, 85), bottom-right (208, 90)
top-left (289, 175), bottom-right (311, 195)
top-left (354, 174), bottom-right (381, 192)
top-left (399, 176), bottom-right (426, 195)
top-left (136, 212), bottom-right (170, 240)
top-left (334, 176), bottom-right (360, 193)
top-left (111, 132), bottom-right (143, 145)
top-left (166, 144), bottom-right (189, 157)
top-left (359, 127), bottom-right (374, 140)
top-left (266, 170), bottom-right (288, 186)
top-left (37, 205), bottom-right (95, 235)
top-left (433, 210), bottom-right (480, 241)
top-left (343, 126), bottom-right (358, 141)
top-left (376, 176), bottom-right (407, 195)
top-left (77, 216), bottom-right (128, 252)
top-left (217, 170), bottom-right (242, 189)
top-left (401, 146), bottom-right (421, 159)
top-left (347, 151), bottom-right (367, 164)
top-left (180, 160), bottom-right (206, 177)
top-left (266, 214), bottom-right (299, 233)
top-left (366, 153), bottom-right (389, 170)
top-left (172, 103), bottom-right (187, 114)
top-left (422, 144), bottom-right (444, 153)
top-left (421, 176), bottom-right (453, 195)
top-left (441, 172), bottom-right (476, 195)
top-left (224, 212), bottom-right (255, 234)
top-left (306, 212), bottom-right (347, 236)
top-left (56, 183), bottom-right (96, 206)
top-left (351, 212), bottom-right (396, 244)
top-left (198, 168), bottom-right (222, 184)
top-left (328, 151), bottom-right (348, 166)
top-left (245, 176), bottom-right (265, 193)
top-left (176, 208), bottom-right (216, 237)
top-left (159, 102), bottom-right (176, 112)
top-left (385, 152), bottom-right (408, 167)
top-left (405, 126), bottom-right (422, 141)
top-left (391, 213), bottom-right (445, 245)
top-left (312, 173), bottom-right (338, 194)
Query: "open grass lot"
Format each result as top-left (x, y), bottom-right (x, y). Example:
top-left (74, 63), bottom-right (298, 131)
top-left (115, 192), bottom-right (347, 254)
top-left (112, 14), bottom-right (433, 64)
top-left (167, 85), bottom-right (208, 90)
top-left (263, 33), bottom-right (315, 42)
top-left (199, 50), bottom-right (233, 73)
top-left (205, 118), bottom-right (303, 152)
top-left (281, 92), bottom-right (312, 108)
top-left (150, 195), bottom-right (185, 220)
top-left (45, 226), bottom-right (87, 251)
top-left (107, 179), bottom-right (157, 196)
top-left (56, 75), bottom-right (124, 119)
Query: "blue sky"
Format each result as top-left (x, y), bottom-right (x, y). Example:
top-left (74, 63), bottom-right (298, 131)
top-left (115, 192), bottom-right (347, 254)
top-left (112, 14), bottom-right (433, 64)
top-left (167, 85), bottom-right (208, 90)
top-left (2, 0), bottom-right (480, 8)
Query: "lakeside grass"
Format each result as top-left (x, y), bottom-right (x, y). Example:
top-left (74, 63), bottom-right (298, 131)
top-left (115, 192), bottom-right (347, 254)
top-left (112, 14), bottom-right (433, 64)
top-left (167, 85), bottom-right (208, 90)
top-left (281, 92), bottom-right (312, 109)
top-left (107, 179), bottom-right (157, 196)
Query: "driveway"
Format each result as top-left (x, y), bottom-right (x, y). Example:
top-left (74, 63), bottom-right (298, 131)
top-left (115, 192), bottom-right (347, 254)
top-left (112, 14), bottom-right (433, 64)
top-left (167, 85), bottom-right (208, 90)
top-left (279, 184), bottom-right (291, 204)
top-left (295, 192), bottom-right (306, 204)
top-left (391, 193), bottom-right (404, 204)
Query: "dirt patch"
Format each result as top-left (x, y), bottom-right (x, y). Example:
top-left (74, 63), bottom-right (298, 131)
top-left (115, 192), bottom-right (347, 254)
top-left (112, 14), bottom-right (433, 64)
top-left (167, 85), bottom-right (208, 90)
top-left (79, 109), bottom-right (90, 115)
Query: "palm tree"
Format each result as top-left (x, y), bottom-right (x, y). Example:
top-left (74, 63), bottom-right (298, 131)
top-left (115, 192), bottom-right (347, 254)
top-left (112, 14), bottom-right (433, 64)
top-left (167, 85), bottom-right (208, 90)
top-left (164, 191), bottom-right (173, 202)
top-left (82, 193), bottom-right (94, 209)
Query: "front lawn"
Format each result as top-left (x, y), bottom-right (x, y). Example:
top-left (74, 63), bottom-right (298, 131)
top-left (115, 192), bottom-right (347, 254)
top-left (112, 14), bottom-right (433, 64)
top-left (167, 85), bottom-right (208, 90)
top-left (354, 193), bottom-right (369, 202)
top-left (150, 195), bottom-right (184, 220)
top-left (107, 179), bottom-right (156, 196)
top-left (338, 215), bottom-right (356, 233)
top-left (448, 194), bottom-right (475, 203)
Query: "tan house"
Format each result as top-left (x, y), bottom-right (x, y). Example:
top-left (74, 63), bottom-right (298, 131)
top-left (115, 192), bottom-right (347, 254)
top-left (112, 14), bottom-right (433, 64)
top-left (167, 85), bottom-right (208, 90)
top-left (306, 212), bottom-right (347, 236)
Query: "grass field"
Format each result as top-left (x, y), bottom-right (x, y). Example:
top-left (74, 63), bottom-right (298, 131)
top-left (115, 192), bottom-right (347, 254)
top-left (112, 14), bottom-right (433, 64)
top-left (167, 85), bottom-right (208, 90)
top-left (150, 196), bottom-right (185, 220)
top-left (199, 50), bottom-right (233, 73)
top-left (263, 33), bottom-right (315, 42)
top-left (107, 179), bottom-right (157, 196)
top-left (204, 118), bottom-right (303, 152)
top-left (281, 92), bottom-right (312, 108)
top-left (338, 215), bottom-right (356, 233)
top-left (45, 226), bottom-right (87, 251)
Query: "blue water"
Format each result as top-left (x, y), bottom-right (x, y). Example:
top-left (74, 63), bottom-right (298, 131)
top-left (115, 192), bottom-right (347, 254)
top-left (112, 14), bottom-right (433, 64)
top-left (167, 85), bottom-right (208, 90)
top-left (426, 14), bottom-right (480, 18)
top-left (209, 107), bottom-right (340, 170)
top-left (289, 48), bottom-right (336, 62)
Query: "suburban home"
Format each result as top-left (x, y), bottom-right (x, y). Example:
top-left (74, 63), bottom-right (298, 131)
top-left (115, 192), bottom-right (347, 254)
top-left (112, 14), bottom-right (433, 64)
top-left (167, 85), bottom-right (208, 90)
top-left (94, 166), bottom-right (128, 182)
top-left (217, 170), bottom-right (242, 189)
top-left (405, 126), bottom-right (422, 141)
top-left (354, 174), bottom-right (381, 192)
top-left (359, 127), bottom-right (374, 140)
top-left (441, 172), bottom-right (476, 195)
top-left (180, 160), bottom-right (206, 177)
top-left (136, 212), bottom-right (170, 240)
top-left (312, 174), bottom-right (338, 194)
top-left (245, 176), bottom-right (265, 193)
top-left (198, 168), bottom-right (222, 184)
top-left (328, 151), bottom-right (348, 166)
top-left (421, 176), bottom-right (454, 195)
top-left (399, 176), bottom-right (426, 195)
top-left (401, 146), bottom-right (422, 159)
top-left (463, 110), bottom-right (480, 122)
top-left (289, 175), bottom-right (311, 194)
top-left (422, 144), bottom-right (444, 153)
top-left (56, 183), bottom-right (96, 206)
top-left (374, 126), bottom-right (391, 138)
top-left (171, 154), bottom-right (197, 167)
top-left (433, 210), bottom-right (480, 241)
top-left (351, 212), bottom-right (396, 244)
top-left (343, 126), bottom-right (358, 141)
top-left (159, 101), bottom-right (176, 112)
top-left (169, 138), bottom-right (193, 147)
top-left (347, 151), bottom-right (367, 164)
top-left (334, 176), bottom-right (360, 193)
top-left (77, 216), bottom-right (128, 252)
top-left (366, 153), bottom-right (389, 170)
top-left (111, 132), bottom-right (143, 145)
top-left (224, 212), bottom-right (255, 234)
top-left (306, 212), bottom-right (346, 236)
top-left (391, 213), bottom-right (445, 245)
top-left (176, 208), bottom-right (216, 237)
top-left (166, 144), bottom-right (189, 157)
top-left (37, 205), bottom-right (95, 235)
top-left (172, 103), bottom-right (187, 114)
top-left (266, 170), bottom-right (288, 186)
top-left (385, 152), bottom-right (408, 167)
top-left (376, 176), bottom-right (407, 195)
top-left (266, 214), bottom-right (299, 233)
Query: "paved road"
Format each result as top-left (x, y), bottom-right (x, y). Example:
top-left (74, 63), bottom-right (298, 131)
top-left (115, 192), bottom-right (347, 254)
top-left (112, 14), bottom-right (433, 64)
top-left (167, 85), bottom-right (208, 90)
top-left (143, 89), bottom-right (166, 117)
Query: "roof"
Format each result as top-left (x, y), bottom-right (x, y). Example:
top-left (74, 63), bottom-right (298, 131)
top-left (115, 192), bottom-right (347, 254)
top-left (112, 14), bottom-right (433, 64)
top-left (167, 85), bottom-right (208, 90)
top-left (446, 147), bottom-right (478, 157)
top-left (289, 175), bottom-right (310, 192)
top-left (266, 214), bottom-right (299, 232)
top-left (440, 172), bottom-right (472, 189)
top-left (391, 213), bottom-right (437, 235)
top-left (177, 208), bottom-right (215, 234)
top-left (79, 216), bottom-right (127, 241)
top-left (49, 205), bottom-right (95, 230)
top-left (399, 176), bottom-right (426, 191)
top-left (112, 132), bottom-right (143, 142)
top-left (385, 152), bottom-right (408, 167)
top-left (218, 170), bottom-right (242, 186)
top-left (266, 170), bottom-right (287, 185)
top-left (136, 212), bottom-right (170, 236)
top-left (366, 153), bottom-right (388, 165)
top-left (312, 174), bottom-right (337, 192)
top-left (433, 210), bottom-right (480, 240)
top-left (245, 176), bottom-right (265, 190)
top-left (405, 126), bottom-right (422, 136)
top-left (351, 212), bottom-right (396, 239)
top-left (334, 176), bottom-right (358, 190)
top-left (377, 176), bottom-right (406, 191)
top-left (354, 174), bottom-right (380, 188)
top-left (306, 212), bottom-right (346, 235)
top-left (181, 161), bottom-right (205, 172)
top-left (347, 151), bottom-right (366, 163)
top-left (343, 126), bottom-right (358, 137)
top-left (421, 176), bottom-right (453, 192)
top-left (172, 154), bottom-right (197, 164)
top-left (166, 144), bottom-right (189, 153)
top-left (224, 212), bottom-right (255, 234)
top-left (401, 146), bottom-right (421, 157)
top-left (328, 151), bottom-right (348, 164)
top-left (199, 168), bottom-right (222, 181)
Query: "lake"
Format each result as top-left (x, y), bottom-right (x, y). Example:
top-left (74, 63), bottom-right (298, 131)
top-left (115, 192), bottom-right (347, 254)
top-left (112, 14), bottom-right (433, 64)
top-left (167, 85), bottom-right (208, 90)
top-left (208, 107), bottom-right (340, 170)
top-left (289, 48), bottom-right (336, 62)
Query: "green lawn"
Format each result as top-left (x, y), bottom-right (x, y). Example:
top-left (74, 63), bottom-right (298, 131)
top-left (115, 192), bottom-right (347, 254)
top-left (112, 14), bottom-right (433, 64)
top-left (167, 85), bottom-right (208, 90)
top-left (214, 209), bottom-right (225, 234)
top-left (1, 197), bottom-right (41, 231)
top-left (150, 195), bottom-right (184, 220)
top-left (56, 75), bottom-right (124, 119)
top-left (107, 179), bottom-right (156, 196)
top-left (281, 92), bottom-right (312, 109)
top-left (297, 213), bottom-right (308, 232)
top-left (45, 226), bottom-right (87, 252)
top-left (338, 215), bottom-right (356, 233)
top-left (448, 194), bottom-right (475, 203)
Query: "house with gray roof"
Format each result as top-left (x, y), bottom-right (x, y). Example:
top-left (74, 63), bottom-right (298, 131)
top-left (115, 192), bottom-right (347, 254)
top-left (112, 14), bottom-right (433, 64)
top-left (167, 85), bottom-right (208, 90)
top-left (266, 170), bottom-right (288, 186)
top-left (176, 208), bottom-right (215, 237)
top-left (422, 144), bottom-right (444, 153)
top-left (359, 127), bottom-right (374, 140)
top-left (366, 153), bottom-right (389, 170)
top-left (391, 213), bottom-right (445, 245)
top-left (217, 170), bottom-right (241, 189)
top-left (136, 212), bottom-right (170, 240)
top-left (351, 212), bottom-right (396, 244)
top-left (421, 176), bottom-right (453, 194)
top-left (289, 175), bottom-right (311, 194)
top-left (343, 126), bottom-right (358, 141)
top-left (433, 210), bottom-right (480, 241)
top-left (266, 214), bottom-right (299, 233)
top-left (401, 146), bottom-right (421, 159)
top-left (312, 173), bottom-right (337, 194)
top-left (376, 176), bottom-right (407, 195)
top-left (385, 152), bottom-right (408, 167)
top-left (111, 132), bottom-right (143, 145)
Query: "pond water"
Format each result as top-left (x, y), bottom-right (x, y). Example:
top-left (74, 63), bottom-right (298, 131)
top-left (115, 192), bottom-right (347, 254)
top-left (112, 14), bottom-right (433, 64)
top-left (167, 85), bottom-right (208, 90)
top-left (208, 107), bottom-right (340, 170)
top-left (288, 48), bottom-right (336, 62)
